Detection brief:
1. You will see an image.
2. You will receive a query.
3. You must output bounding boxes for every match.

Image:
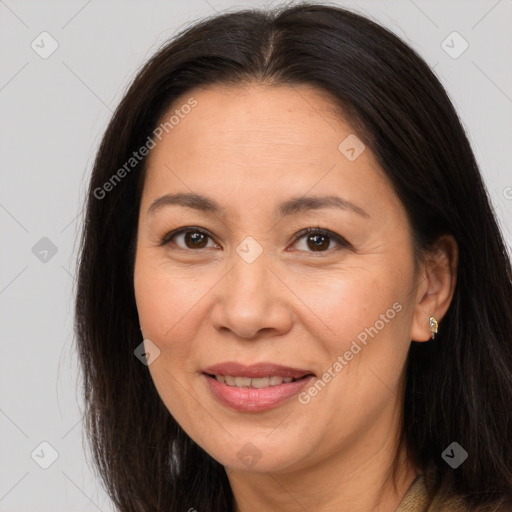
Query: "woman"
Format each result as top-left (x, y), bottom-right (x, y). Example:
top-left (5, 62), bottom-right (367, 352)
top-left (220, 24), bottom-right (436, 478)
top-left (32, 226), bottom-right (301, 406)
top-left (75, 3), bottom-right (512, 511)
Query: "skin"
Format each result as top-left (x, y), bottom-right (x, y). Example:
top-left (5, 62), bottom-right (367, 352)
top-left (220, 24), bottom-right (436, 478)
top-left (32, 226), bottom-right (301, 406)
top-left (133, 83), bottom-right (458, 512)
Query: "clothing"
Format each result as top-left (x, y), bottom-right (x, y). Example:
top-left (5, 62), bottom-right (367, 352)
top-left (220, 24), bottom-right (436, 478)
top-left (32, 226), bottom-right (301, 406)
top-left (395, 473), bottom-right (508, 512)
top-left (395, 473), bottom-right (465, 511)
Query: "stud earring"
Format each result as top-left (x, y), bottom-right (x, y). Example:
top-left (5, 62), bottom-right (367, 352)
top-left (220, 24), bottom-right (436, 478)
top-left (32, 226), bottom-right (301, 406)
top-left (429, 316), bottom-right (438, 340)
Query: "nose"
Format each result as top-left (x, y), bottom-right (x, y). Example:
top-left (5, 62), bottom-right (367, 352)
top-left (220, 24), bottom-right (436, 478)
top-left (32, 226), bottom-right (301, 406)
top-left (210, 251), bottom-right (293, 340)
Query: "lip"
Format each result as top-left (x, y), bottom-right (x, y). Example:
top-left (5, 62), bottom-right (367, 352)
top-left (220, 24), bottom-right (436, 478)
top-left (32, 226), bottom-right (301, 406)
top-left (203, 362), bottom-right (313, 379)
top-left (202, 362), bottom-right (315, 412)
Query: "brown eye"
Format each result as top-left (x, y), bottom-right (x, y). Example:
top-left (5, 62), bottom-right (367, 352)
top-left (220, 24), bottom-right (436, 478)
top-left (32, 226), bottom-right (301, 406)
top-left (291, 228), bottom-right (349, 253)
top-left (305, 232), bottom-right (330, 251)
top-left (182, 231), bottom-right (209, 249)
top-left (160, 227), bottom-right (219, 250)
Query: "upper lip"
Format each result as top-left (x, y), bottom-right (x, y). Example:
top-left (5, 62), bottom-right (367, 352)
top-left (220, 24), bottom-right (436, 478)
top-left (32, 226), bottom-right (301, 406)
top-left (203, 362), bottom-right (314, 379)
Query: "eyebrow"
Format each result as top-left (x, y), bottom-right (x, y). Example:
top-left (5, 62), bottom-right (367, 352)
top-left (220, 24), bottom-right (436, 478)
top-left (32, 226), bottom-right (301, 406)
top-left (147, 192), bottom-right (369, 218)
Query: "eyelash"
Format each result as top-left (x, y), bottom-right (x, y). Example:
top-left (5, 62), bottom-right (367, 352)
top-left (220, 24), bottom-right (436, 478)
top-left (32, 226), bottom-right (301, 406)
top-left (159, 226), bottom-right (350, 254)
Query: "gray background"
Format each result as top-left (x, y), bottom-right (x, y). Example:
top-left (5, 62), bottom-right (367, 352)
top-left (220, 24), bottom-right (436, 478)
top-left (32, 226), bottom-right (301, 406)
top-left (1, 0), bottom-right (511, 510)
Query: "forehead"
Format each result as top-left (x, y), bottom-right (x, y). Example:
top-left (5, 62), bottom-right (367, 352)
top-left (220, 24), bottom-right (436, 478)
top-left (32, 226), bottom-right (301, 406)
top-left (163, 83), bottom-right (348, 147)
top-left (141, 83), bottom-right (401, 224)
top-left (145, 83), bottom-right (372, 178)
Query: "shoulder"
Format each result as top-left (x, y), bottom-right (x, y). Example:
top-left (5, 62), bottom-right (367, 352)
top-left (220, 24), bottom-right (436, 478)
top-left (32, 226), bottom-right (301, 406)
top-left (429, 491), bottom-right (512, 512)
top-left (396, 471), bottom-right (511, 512)
top-left (395, 474), bottom-right (431, 511)
top-left (423, 466), bottom-right (512, 512)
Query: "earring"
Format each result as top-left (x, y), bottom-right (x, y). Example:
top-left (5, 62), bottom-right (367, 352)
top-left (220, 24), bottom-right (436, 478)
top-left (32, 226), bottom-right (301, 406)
top-left (429, 316), bottom-right (438, 340)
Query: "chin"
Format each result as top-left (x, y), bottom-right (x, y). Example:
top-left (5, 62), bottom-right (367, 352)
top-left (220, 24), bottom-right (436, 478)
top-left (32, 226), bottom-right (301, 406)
top-left (197, 430), bottom-right (312, 474)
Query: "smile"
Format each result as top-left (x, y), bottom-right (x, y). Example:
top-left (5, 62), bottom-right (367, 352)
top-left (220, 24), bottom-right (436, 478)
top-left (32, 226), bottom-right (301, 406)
top-left (212, 375), bottom-right (296, 388)
top-left (202, 373), bottom-right (315, 413)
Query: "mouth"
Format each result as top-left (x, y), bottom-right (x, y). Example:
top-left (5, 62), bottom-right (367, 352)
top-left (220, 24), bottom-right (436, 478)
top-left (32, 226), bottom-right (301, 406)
top-left (203, 362), bottom-right (314, 379)
top-left (207, 374), bottom-right (307, 388)
top-left (202, 362), bottom-right (315, 412)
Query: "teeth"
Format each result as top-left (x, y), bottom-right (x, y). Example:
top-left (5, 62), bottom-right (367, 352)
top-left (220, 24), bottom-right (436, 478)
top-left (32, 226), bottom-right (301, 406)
top-left (214, 375), bottom-right (299, 388)
top-left (225, 375), bottom-right (236, 386)
top-left (251, 377), bottom-right (269, 389)
top-left (235, 376), bottom-right (252, 387)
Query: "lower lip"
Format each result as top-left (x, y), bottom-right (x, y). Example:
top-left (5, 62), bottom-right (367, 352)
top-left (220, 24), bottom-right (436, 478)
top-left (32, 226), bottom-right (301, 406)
top-left (203, 374), bottom-right (315, 412)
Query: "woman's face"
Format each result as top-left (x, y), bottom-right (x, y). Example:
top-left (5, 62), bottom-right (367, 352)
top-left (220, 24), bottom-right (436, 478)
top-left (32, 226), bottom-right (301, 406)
top-left (134, 83), bottom-right (427, 474)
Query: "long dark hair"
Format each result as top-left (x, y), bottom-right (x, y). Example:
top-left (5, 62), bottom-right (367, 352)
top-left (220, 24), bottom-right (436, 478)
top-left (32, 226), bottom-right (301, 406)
top-left (74, 3), bottom-right (512, 510)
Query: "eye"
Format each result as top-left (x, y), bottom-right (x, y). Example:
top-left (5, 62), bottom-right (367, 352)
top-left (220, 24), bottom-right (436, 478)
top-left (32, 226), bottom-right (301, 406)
top-left (159, 227), bottom-right (219, 250)
top-left (289, 227), bottom-right (350, 253)
top-left (159, 226), bottom-right (350, 253)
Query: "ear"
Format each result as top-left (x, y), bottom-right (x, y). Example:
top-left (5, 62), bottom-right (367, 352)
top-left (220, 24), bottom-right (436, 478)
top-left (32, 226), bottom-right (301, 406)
top-left (410, 234), bottom-right (458, 342)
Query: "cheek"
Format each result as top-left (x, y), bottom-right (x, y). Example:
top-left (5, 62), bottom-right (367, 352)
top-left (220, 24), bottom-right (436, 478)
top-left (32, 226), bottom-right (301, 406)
top-left (298, 265), bottom-right (408, 350)
top-left (134, 252), bottom-right (207, 339)
top-left (294, 273), bottom-right (411, 435)
top-left (133, 251), bottom-right (224, 396)
top-left (300, 264), bottom-right (414, 412)
top-left (133, 254), bottom-right (211, 426)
